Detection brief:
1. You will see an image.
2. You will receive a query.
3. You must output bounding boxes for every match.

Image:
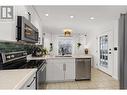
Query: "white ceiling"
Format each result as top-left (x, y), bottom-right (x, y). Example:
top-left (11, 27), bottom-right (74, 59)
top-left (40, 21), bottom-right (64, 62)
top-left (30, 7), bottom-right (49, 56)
top-left (34, 6), bottom-right (127, 34)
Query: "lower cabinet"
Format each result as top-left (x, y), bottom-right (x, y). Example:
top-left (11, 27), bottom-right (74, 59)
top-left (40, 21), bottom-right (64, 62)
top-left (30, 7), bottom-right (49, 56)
top-left (64, 59), bottom-right (75, 80)
top-left (46, 58), bottom-right (75, 82)
top-left (20, 73), bottom-right (36, 89)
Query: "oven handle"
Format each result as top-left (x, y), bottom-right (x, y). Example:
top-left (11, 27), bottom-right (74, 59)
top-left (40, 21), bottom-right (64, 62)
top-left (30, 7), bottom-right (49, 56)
top-left (27, 77), bottom-right (36, 87)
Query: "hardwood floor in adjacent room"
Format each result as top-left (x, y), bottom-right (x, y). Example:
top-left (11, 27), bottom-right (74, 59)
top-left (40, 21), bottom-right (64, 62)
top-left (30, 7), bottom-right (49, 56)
top-left (43, 68), bottom-right (119, 90)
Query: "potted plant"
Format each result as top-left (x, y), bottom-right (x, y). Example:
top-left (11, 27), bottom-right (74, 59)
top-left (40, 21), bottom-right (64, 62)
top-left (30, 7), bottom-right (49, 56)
top-left (42, 48), bottom-right (48, 56)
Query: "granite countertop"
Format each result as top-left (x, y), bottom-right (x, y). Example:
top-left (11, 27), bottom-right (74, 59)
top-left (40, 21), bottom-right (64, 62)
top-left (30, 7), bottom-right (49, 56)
top-left (0, 69), bottom-right (37, 89)
top-left (27, 54), bottom-right (92, 60)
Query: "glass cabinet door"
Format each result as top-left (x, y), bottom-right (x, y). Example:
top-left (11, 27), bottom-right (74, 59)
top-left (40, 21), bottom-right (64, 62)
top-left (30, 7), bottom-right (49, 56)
top-left (99, 35), bottom-right (108, 68)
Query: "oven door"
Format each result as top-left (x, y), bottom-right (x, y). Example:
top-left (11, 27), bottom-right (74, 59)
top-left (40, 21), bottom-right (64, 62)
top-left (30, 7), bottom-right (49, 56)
top-left (36, 63), bottom-right (46, 89)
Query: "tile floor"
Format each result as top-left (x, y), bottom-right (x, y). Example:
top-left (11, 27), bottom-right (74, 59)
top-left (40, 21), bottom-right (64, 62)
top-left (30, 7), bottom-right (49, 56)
top-left (44, 68), bottom-right (119, 90)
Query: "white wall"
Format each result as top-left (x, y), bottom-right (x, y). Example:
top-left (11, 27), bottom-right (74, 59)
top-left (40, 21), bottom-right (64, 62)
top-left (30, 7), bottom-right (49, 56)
top-left (86, 29), bottom-right (100, 68)
top-left (0, 6), bottom-right (43, 44)
top-left (113, 20), bottom-right (119, 80)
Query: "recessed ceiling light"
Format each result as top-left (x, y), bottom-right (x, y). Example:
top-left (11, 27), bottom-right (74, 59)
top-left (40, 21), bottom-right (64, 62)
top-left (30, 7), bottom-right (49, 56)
top-left (90, 17), bottom-right (95, 20)
top-left (45, 14), bottom-right (49, 17)
top-left (70, 15), bottom-right (74, 19)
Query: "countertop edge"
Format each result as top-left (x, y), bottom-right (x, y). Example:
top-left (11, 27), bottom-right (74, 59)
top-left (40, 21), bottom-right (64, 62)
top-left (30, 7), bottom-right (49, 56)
top-left (13, 69), bottom-right (37, 89)
top-left (27, 55), bottom-right (93, 60)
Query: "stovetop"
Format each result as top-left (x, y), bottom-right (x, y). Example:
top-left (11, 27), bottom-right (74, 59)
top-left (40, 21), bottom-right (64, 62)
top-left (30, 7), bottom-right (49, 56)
top-left (0, 51), bottom-right (46, 70)
top-left (21, 60), bottom-right (45, 69)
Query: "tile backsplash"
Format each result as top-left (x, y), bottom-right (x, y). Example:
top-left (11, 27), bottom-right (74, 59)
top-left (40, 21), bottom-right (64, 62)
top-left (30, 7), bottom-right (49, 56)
top-left (0, 41), bottom-right (41, 54)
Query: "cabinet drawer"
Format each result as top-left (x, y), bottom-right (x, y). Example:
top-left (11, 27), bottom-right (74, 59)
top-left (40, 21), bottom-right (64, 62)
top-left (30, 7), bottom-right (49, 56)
top-left (20, 73), bottom-right (36, 89)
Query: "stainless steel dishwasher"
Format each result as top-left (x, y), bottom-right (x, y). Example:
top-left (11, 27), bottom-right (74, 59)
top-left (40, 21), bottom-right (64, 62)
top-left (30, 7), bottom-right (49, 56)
top-left (75, 58), bottom-right (91, 80)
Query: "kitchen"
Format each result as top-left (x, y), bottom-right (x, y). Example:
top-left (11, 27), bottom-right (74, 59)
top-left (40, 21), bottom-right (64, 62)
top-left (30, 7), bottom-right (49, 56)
top-left (0, 5), bottom-right (126, 89)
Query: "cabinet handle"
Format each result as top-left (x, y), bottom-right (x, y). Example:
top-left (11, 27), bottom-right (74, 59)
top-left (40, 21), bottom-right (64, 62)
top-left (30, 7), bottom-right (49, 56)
top-left (65, 64), bottom-right (66, 71)
top-left (63, 64), bottom-right (66, 71)
top-left (27, 77), bottom-right (36, 87)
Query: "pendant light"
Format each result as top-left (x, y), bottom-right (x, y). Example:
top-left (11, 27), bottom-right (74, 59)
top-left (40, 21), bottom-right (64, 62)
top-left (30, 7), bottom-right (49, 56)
top-left (63, 29), bottom-right (72, 37)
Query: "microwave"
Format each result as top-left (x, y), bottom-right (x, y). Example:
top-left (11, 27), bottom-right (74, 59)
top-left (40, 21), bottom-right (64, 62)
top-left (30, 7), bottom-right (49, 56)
top-left (17, 16), bottom-right (38, 43)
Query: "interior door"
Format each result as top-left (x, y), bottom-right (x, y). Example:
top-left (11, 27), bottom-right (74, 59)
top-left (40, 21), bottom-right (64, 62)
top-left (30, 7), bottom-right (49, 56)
top-left (98, 31), bottom-right (113, 75)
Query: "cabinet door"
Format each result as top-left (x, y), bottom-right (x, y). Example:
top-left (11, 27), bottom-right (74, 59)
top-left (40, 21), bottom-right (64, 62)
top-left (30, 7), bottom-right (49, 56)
top-left (46, 59), bottom-right (54, 82)
top-left (53, 59), bottom-right (64, 81)
top-left (65, 59), bottom-right (75, 80)
top-left (46, 59), bottom-right (64, 82)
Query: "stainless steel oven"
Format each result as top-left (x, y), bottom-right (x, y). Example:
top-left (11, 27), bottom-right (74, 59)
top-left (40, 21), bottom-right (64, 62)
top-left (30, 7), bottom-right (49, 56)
top-left (23, 59), bottom-right (47, 89)
top-left (36, 61), bottom-right (46, 89)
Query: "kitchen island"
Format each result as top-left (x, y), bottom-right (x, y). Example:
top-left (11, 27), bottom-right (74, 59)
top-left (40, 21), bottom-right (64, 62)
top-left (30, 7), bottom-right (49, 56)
top-left (27, 55), bottom-right (92, 82)
top-left (0, 69), bottom-right (37, 89)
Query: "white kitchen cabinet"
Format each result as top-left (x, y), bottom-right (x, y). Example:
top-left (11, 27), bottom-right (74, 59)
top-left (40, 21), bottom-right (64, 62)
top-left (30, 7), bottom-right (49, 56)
top-left (53, 60), bottom-right (64, 81)
top-left (20, 73), bottom-right (36, 89)
top-left (46, 59), bottom-right (54, 82)
top-left (46, 59), bottom-right (64, 82)
top-left (46, 58), bottom-right (75, 82)
top-left (65, 59), bottom-right (75, 80)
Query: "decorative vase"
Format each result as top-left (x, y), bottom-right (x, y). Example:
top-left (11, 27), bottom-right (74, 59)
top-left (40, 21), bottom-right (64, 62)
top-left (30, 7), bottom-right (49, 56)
top-left (85, 48), bottom-right (88, 54)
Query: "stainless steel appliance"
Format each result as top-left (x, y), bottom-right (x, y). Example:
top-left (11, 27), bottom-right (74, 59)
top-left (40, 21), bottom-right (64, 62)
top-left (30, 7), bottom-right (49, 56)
top-left (75, 58), bottom-right (91, 80)
top-left (17, 16), bottom-right (39, 43)
top-left (29, 60), bottom-right (46, 89)
top-left (0, 51), bottom-right (46, 89)
top-left (119, 13), bottom-right (127, 89)
top-left (36, 60), bottom-right (46, 89)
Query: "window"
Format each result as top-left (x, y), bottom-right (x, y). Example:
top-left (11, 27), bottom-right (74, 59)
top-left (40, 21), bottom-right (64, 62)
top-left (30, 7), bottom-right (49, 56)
top-left (58, 37), bottom-right (72, 56)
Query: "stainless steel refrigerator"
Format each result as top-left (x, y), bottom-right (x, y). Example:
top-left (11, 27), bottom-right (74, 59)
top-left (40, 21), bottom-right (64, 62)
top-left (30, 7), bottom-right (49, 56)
top-left (119, 13), bottom-right (127, 89)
